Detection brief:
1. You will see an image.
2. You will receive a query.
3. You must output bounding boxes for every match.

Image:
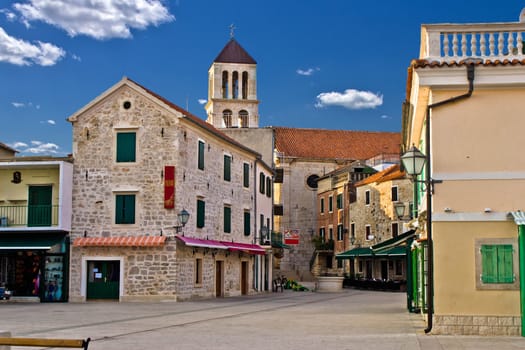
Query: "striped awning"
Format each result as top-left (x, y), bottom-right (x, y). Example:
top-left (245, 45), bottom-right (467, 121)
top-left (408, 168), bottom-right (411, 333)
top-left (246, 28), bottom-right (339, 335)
top-left (73, 236), bottom-right (166, 247)
top-left (175, 235), bottom-right (266, 255)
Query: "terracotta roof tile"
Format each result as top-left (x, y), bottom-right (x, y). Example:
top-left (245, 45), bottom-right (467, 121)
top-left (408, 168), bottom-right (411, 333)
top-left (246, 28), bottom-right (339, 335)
top-left (411, 58), bottom-right (525, 68)
top-left (355, 164), bottom-right (405, 187)
top-left (214, 39), bottom-right (256, 64)
top-left (274, 127), bottom-right (400, 160)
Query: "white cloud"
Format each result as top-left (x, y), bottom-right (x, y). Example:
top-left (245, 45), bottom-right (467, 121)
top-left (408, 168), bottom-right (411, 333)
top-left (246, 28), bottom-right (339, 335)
top-left (12, 102), bottom-right (25, 108)
top-left (198, 99), bottom-right (207, 105)
top-left (71, 53), bottom-right (81, 61)
top-left (13, 0), bottom-right (175, 40)
top-left (315, 89), bottom-right (383, 110)
top-left (0, 9), bottom-right (17, 21)
top-left (9, 140), bottom-right (60, 154)
top-left (0, 26), bottom-right (65, 66)
top-left (380, 114), bottom-right (391, 119)
top-left (297, 67), bottom-right (320, 76)
top-left (46, 119), bottom-right (55, 125)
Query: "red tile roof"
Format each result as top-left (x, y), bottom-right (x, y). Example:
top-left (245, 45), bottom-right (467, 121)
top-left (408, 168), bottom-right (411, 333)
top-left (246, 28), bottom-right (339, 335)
top-left (73, 236), bottom-right (166, 247)
top-left (411, 58), bottom-right (525, 68)
top-left (214, 39), bottom-right (256, 64)
top-left (354, 164), bottom-right (405, 187)
top-left (274, 127), bottom-right (400, 160)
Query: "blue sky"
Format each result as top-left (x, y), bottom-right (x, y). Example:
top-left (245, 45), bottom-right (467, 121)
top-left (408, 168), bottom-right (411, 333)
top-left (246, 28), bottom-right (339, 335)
top-left (1, 1), bottom-right (523, 156)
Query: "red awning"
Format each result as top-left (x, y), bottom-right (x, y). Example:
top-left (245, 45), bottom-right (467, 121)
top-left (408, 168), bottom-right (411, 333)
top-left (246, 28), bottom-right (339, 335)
top-left (175, 235), bottom-right (227, 249)
top-left (73, 236), bottom-right (166, 247)
top-left (221, 241), bottom-right (266, 255)
top-left (175, 235), bottom-right (266, 255)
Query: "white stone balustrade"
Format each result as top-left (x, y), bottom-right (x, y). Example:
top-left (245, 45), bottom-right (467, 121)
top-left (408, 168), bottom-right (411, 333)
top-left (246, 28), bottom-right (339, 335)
top-left (421, 22), bottom-right (525, 61)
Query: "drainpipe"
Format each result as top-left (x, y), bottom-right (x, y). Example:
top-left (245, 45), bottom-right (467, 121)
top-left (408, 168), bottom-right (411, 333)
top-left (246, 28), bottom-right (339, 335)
top-left (519, 224), bottom-right (525, 337)
top-left (424, 62), bottom-right (476, 334)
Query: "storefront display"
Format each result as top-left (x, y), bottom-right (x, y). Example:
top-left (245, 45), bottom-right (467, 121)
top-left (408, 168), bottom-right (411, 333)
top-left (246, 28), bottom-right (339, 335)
top-left (44, 255), bottom-right (65, 302)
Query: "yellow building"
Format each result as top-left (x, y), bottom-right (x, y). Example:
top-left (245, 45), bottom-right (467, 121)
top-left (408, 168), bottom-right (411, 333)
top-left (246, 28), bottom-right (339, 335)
top-left (402, 11), bottom-right (525, 335)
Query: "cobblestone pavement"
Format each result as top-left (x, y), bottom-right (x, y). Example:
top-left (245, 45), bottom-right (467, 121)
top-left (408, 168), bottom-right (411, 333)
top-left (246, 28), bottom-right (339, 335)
top-left (1, 289), bottom-right (524, 349)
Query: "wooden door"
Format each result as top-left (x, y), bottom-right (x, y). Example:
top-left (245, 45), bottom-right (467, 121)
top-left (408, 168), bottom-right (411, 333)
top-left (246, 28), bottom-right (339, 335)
top-left (215, 261), bottom-right (223, 297)
top-left (241, 261), bottom-right (248, 295)
top-left (86, 261), bottom-right (120, 300)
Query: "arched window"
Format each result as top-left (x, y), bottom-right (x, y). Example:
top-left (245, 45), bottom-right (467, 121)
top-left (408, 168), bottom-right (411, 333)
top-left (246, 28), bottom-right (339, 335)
top-left (223, 110), bottom-right (232, 128)
top-left (222, 71), bottom-right (229, 98)
top-left (242, 71), bottom-right (248, 99)
top-left (239, 110), bottom-right (249, 128)
top-left (232, 71), bottom-right (239, 99)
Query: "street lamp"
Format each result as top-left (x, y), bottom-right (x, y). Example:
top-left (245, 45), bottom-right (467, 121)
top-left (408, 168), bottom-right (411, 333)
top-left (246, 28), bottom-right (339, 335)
top-left (394, 202), bottom-right (406, 221)
top-left (173, 209), bottom-right (190, 233)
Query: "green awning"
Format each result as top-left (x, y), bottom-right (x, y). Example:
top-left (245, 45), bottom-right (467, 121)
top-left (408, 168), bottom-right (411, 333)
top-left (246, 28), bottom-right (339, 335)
top-left (0, 232), bottom-right (66, 250)
top-left (371, 229), bottom-right (415, 253)
top-left (336, 247), bottom-right (374, 259)
top-left (375, 246), bottom-right (407, 256)
top-left (272, 241), bottom-right (291, 249)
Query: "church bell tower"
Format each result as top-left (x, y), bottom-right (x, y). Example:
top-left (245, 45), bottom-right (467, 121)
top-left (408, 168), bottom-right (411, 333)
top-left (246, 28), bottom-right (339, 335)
top-left (205, 33), bottom-right (259, 129)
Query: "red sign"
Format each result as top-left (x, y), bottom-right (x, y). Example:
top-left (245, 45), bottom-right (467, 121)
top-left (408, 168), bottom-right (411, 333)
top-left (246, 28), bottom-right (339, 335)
top-left (284, 229), bottom-right (300, 245)
top-left (164, 166), bottom-right (175, 209)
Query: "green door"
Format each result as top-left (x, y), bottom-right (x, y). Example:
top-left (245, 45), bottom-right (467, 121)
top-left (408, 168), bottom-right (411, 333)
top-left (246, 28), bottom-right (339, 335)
top-left (28, 186), bottom-right (52, 227)
top-left (86, 261), bottom-right (120, 300)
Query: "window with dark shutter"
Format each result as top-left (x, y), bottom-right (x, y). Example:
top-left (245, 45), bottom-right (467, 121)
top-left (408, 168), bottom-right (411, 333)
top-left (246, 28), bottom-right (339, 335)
top-left (243, 163), bottom-right (249, 188)
top-left (244, 211), bottom-right (251, 236)
top-left (274, 168), bottom-right (284, 183)
top-left (266, 177), bottom-right (272, 197)
top-left (115, 194), bottom-right (135, 224)
top-left (481, 244), bottom-right (514, 283)
top-left (116, 132), bottom-right (136, 162)
top-left (224, 206), bottom-right (231, 233)
top-left (259, 172), bottom-right (265, 194)
top-left (224, 155), bottom-right (231, 181)
top-left (197, 199), bottom-right (205, 228)
top-left (273, 204), bottom-right (283, 216)
top-left (198, 141), bottom-right (205, 170)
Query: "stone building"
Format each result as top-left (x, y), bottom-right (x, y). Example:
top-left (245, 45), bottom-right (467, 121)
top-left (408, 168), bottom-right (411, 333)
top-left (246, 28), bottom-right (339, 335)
top-left (340, 164), bottom-right (412, 281)
top-left (67, 77), bottom-right (273, 301)
top-left (314, 162), bottom-right (376, 277)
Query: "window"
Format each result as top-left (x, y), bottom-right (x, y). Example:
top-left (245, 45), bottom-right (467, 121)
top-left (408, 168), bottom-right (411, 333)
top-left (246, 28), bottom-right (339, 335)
top-left (319, 227), bottom-right (325, 240)
top-left (365, 190), bottom-right (370, 205)
top-left (337, 224), bottom-right (343, 241)
top-left (336, 193), bottom-right (343, 209)
top-left (337, 258), bottom-right (343, 269)
top-left (115, 194), bottom-right (135, 224)
top-left (365, 225), bottom-right (372, 240)
top-left (351, 223), bottom-right (355, 240)
top-left (223, 110), bottom-right (232, 128)
top-left (244, 211), bottom-right (251, 236)
top-left (243, 163), bottom-right (250, 188)
top-left (481, 245), bottom-right (513, 283)
top-left (391, 186), bottom-right (398, 202)
top-left (359, 260), bottom-right (363, 272)
top-left (395, 260), bottom-right (403, 276)
top-left (266, 177), bottom-right (272, 197)
top-left (116, 132), bottom-right (136, 162)
top-left (326, 255), bottom-right (333, 269)
top-left (232, 71), bottom-right (239, 99)
top-left (197, 199), bottom-right (205, 228)
top-left (224, 155), bottom-right (231, 181)
top-left (274, 168), bottom-right (284, 183)
top-left (306, 174), bottom-right (319, 189)
top-left (242, 71), bottom-right (248, 99)
top-left (195, 258), bottom-right (202, 285)
top-left (476, 239), bottom-right (518, 290)
top-left (328, 196), bottom-right (333, 212)
top-left (222, 71), bottom-right (228, 98)
top-left (224, 206), bottom-right (231, 233)
top-left (320, 198), bottom-right (325, 214)
top-left (329, 227), bottom-right (333, 241)
top-left (391, 223), bottom-right (399, 238)
top-left (198, 141), bottom-right (205, 170)
top-left (259, 172), bottom-right (265, 194)
top-left (273, 204), bottom-right (283, 216)
top-left (239, 110), bottom-right (248, 128)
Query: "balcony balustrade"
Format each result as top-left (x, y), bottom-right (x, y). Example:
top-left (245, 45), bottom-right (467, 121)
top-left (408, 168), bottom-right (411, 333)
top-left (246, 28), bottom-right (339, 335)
top-left (421, 22), bottom-right (525, 62)
top-left (0, 205), bottom-right (60, 228)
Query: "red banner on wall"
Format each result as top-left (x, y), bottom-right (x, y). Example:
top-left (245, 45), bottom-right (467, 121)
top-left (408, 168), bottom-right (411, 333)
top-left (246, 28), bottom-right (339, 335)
top-left (284, 229), bottom-right (300, 245)
top-left (164, 166), bottom-right (175, 209)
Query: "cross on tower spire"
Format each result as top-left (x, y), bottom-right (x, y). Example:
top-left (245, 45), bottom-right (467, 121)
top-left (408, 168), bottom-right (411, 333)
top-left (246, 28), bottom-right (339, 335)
top-left (229, 23), bottom-right (236, 39)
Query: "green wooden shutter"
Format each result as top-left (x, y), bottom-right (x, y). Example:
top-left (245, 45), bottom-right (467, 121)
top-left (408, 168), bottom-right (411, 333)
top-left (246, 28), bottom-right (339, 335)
top-left (244, 211), bottom-right (250, 236)
top-left (224, 206), bottom-right (231, 233)
top-left (224, 155), bottom-right (231, 181)
top-left (498, 245), bottom-right (514, 283)
top-left (198, 141), bottom-right (205, 170)
top-left (115, 195), bottom-right (135, 224)
top-left (116, 132), bottom-right (136, 162)
top-left (481, 245), bottom-right (498, 283)
top-left (243, 163), bottom-right (249, 188)
top-left (259, 173), bottom-right (265, 194)
top-left (197, 200), bottom-right (205, 228)
top-left (266, 177), bottom-right (271, 197)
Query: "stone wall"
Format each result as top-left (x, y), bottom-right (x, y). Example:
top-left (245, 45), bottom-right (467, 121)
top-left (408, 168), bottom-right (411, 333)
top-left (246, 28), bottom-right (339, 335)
top-left (433, 314), bottom-right (521, 336)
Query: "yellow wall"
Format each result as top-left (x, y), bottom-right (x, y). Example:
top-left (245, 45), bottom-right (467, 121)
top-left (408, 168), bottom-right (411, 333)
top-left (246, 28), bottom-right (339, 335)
top-left (434, 221), bottom-right (520, 316)
top-left (0, 168), bottom-right (60, 203)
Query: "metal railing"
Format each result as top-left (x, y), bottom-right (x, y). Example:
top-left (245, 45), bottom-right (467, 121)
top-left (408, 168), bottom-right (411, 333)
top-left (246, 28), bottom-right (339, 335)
top-left (0, 205), bottom-right (59, 227)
